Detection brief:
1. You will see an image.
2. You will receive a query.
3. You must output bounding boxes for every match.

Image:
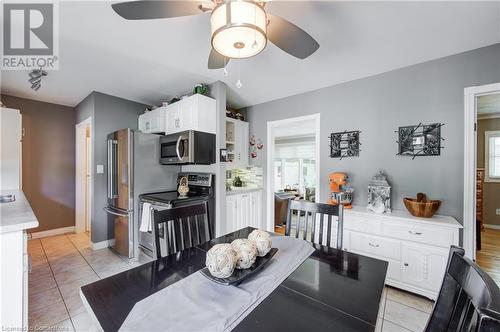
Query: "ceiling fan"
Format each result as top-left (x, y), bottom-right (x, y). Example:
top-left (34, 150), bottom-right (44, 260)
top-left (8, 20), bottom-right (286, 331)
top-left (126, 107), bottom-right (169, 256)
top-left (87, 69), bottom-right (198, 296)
top-left (111, 0), bottom-right (320, 69)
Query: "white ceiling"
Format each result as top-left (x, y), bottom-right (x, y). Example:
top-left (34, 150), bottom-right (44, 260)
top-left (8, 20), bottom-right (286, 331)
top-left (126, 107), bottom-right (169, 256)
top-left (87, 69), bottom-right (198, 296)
top-left (1, 1), bottom-right (500, 109)
top-left (477, 93), bottom-right (500, 115)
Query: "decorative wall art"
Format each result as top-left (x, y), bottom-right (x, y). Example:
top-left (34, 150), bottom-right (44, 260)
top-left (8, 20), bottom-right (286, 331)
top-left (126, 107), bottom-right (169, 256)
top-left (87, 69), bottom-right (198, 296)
top-left (329, 130), bottom-right (361, 159)
top-left (396, 123), bottom-right (444, 159)
top-left (250, 135), bottom-right (263, 159)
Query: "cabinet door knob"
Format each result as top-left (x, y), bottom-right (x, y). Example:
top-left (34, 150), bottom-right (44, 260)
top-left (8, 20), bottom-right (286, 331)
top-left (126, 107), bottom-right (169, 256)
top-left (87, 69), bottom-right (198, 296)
top-left (404, 263), bottom-right (409, 266)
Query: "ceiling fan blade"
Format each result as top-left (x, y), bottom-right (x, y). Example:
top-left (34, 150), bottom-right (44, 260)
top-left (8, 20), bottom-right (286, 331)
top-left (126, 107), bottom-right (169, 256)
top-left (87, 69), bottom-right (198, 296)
top-left (266, 14), bottom-right (319, 59)
top-left (208, 48), bottom-right (230, 69)
top-left (112, 1), bottom-right (203, 20)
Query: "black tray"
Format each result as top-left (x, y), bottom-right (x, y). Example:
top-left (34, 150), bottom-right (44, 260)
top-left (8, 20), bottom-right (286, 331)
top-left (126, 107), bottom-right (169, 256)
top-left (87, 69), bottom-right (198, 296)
top-left (200, 248), bottom-right (278, 285)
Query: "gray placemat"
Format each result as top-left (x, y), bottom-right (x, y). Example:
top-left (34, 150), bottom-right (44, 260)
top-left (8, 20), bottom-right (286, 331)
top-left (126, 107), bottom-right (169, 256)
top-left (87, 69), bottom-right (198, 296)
top-left (119, 235), bottom-right (314, 332)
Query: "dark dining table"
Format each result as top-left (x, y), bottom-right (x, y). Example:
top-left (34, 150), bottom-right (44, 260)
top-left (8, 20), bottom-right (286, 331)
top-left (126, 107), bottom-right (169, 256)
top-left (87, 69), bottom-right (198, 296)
top-left (81, 227), bottom-right (388, 332)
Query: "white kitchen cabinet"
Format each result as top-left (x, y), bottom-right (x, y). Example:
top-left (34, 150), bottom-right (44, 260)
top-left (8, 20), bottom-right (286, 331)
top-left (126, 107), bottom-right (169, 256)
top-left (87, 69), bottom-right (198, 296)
top-left (226, 189), bottom-right (262, 233)
top-left (138, 107), bottom-right (166, 134)
top-left (164, 94), bottom-right (216, 135)
top-left (339, 206), bottom-right (461, 300)
top-left (0, 108), bottom-right (22, 190)
top-left (0, 190), bottom-right (38, 330)
top-left (401, 243), bottom-right (448, 293)
top-left (226, 118), bottom-right (249, 169)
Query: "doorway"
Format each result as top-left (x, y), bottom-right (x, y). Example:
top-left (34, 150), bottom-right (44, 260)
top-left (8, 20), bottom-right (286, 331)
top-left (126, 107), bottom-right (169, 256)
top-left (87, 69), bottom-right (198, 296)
top-left (266, 114), bottom-right (320, 233)
top-left (464, 83), bottom-right (500, 285)
top-left (75, 117), bottom-right (92, 237)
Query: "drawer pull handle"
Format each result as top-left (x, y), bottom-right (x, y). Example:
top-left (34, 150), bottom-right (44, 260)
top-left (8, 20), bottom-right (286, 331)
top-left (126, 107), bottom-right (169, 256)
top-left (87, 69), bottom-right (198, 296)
top-left (408, 230), bottom-right (422, 235)
top-left (368, 242), bottom-right (380, 248)
top-left (404, 263), bottom-right (409, 266)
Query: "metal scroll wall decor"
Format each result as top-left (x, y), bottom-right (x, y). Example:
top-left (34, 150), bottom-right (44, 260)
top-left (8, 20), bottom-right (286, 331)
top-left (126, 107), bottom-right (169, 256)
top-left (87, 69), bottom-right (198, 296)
top-left (396, 123), bottom-right (444, 159)
top-left (329, 130), bottom-right (361, 159)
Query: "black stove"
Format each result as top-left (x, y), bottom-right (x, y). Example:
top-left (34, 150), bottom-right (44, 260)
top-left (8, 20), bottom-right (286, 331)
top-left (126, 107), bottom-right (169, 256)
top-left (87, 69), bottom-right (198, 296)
top-left (138, 172), bottom-right (215, 255)
top-left (140, 191), bottom-right (211, 205)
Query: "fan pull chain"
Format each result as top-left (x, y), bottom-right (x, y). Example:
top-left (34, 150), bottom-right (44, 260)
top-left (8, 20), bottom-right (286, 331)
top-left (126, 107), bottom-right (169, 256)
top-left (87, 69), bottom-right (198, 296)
top-left (236, 54), bottom-right (242, 89)
top-left (223, 57), bottom-right (229, 76)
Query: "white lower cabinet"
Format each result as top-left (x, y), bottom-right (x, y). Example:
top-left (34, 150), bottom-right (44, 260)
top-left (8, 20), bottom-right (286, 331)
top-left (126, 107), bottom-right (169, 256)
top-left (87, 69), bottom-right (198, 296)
top-left (401, 243), bottom-right (448, 293)
top-left (342, 207), bottom-right (462, 300)
top-left (226, 190), bottom-right (262, 233)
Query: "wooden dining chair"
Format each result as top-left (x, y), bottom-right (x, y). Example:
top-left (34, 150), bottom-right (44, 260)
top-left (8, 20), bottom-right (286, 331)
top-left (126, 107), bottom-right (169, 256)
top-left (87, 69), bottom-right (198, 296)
top-left (425, 246), bottom-right (500, 332)
top-left (285, 200), bottom-right (344, 249)
top-left (152, 201), bottom-right (212, 258)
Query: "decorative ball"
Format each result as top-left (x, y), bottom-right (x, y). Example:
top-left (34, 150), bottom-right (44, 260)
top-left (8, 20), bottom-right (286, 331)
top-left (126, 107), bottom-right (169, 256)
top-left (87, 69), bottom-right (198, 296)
top-left (248, 230), bottom-right (272, 257)
top-left (231, 239), bottom-right (257, 269)
top-left (205, 244), bottom-right (237, 278)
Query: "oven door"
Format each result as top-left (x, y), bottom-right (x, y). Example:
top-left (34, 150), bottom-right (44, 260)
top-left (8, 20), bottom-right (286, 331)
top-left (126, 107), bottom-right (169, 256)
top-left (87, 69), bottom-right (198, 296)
top-left (159, 132), bottom-right (190, 164)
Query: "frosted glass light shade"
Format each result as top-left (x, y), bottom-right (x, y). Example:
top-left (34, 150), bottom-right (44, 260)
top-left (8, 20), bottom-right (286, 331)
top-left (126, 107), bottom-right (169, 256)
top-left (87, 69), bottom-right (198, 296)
top-left (211, 1), bottom-right (267, 59)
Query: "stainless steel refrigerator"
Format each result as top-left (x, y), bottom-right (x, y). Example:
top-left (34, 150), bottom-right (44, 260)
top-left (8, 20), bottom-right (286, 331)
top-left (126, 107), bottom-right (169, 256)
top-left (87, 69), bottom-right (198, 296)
top-left (105, 128), bottom-right (178, 258)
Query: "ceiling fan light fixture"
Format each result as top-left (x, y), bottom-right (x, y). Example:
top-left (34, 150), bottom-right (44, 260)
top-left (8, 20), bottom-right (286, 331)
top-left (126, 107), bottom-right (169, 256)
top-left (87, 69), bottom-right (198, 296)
top-left (211, 1), bottom-right (267, 59)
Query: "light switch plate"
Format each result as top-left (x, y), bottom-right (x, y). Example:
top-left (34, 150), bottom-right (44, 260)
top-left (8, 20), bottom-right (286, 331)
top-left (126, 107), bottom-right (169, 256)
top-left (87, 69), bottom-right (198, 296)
top-left (96, 165), bottom-right (104, 174)
top-left (496, 209), bottom-right (500, 216)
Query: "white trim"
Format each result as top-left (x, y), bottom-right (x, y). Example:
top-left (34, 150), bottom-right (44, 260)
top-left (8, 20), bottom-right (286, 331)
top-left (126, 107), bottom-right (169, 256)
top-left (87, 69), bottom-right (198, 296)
top-left (75, 117), bottom-right (92, 235)
top-left (266, 114), bottom-right (321, 232)
top-left (91, 239), bottom-right (115, 251)
top-left (29, 226), bottom-right (75, 239)
top-left (463, 82), bottom-right (500, 260)
top-left (484, 224), bottom-right (500, 230)
top-left (478, 112), bottom-right (500, 120)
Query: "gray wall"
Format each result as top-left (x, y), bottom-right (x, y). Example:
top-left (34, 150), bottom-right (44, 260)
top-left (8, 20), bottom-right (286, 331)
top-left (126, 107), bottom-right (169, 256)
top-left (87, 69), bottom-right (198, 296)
top-left (245, 43), bottom-right (500, 225)
top-left (76, 92), bottom-right (148, 243)
top-left (477, 117), bottom-right (500, 227)
top-left (2, 95), bottom-right (76, 233)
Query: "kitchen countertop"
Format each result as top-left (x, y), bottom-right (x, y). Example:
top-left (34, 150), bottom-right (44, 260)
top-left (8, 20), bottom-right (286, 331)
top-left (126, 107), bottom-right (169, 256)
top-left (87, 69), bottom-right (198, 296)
top-left (0, 189), bottom-right (38, 233)
top-left (226, 187), bottom-right (262, 195)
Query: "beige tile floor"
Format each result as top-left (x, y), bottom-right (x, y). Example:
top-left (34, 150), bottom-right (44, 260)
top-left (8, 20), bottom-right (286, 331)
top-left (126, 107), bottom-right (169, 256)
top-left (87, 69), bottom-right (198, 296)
top-left (27, 232), bottom-right (152, 332)
top-left (29, 233), bottom-right (433, 332)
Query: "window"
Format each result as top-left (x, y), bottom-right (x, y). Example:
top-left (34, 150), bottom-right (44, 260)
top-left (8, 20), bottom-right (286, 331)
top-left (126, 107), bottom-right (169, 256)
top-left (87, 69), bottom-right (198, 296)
top-left (485, 131), bottom-right (500, 182)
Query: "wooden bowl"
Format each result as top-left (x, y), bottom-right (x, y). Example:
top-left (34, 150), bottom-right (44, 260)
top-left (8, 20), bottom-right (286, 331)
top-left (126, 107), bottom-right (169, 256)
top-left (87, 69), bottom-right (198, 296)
top-left (403, 197), bottom-right (441, 218)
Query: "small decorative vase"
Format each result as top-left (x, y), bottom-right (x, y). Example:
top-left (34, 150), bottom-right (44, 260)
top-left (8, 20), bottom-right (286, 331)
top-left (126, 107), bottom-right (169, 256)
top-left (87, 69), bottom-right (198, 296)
top-left (248, 230), bottom-right (272, 257)
top-left (231, 239), bottom-right (257, 269)
top-left (206, 244), bottom-right (237, 278)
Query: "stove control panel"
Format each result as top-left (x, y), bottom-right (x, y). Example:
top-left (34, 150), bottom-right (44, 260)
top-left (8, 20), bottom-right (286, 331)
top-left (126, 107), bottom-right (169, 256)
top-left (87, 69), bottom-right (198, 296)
top-left (178, 172), bottom-right (213, 187)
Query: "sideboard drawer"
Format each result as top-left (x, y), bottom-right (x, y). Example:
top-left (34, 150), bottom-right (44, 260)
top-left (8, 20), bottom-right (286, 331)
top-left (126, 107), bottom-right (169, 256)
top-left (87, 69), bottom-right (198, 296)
top-left (344, 214), bottom-right (383, 234)
top-left (384, 223), bottom-right (454, 247)
top-left (350, 232), bottom-right (401, 261)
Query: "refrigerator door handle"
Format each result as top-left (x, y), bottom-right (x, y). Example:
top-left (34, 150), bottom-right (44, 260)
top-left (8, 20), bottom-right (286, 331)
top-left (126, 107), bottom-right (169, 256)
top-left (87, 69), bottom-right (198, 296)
top-left (107, 139), bottom-right (118, 199)
top-left (103, 206), bottom-right (129, 217)
top-left (107, 139), bottom-right (113, 199)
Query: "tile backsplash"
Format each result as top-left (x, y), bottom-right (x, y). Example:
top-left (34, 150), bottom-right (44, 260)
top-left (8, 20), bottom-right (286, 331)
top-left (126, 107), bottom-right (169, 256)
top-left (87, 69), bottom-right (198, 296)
top-left (226, 166), bottom-right (263, 189)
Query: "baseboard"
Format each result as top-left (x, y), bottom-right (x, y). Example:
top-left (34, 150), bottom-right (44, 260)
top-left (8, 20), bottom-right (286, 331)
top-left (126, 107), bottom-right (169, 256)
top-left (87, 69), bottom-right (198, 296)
top-left (29, 226), bottom-right (75, 239)
top-left (91, 239), bottom-right (115, 250)
top-left (484, 224), bottom-right (500, 230)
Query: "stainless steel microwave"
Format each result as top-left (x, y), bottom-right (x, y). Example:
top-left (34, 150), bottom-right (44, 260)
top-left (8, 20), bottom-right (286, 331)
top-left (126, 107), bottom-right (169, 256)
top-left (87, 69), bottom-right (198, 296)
top-left (159, 130), bottom-right (216, 165)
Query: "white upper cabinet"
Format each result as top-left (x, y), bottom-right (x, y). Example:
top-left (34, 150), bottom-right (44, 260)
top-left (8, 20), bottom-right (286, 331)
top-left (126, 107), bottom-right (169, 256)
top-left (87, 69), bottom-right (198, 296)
top-left (165, 94), bottom-right (216, 135)
top-left (0, 108), bottom-right (22, 190)
top-left (138, 94), bottom-right (216, 135)
top-left (138, 107), bottom-right (166, 134)
top-left (226, 118), bottom-right (249, 169)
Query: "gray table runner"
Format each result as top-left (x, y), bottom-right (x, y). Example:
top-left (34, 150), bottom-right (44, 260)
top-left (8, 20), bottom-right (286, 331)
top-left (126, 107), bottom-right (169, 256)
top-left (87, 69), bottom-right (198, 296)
top-left (119, 235), bottom-right (314, 332)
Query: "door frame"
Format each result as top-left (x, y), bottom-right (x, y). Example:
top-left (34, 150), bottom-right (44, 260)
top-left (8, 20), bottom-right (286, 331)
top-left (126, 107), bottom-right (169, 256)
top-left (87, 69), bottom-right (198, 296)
top-left (463, 82), bottom-right (500, 259)
top-left (266, 113), bottom-right (321, 232)
top-left (75, 117), bottom-right (92, 234)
